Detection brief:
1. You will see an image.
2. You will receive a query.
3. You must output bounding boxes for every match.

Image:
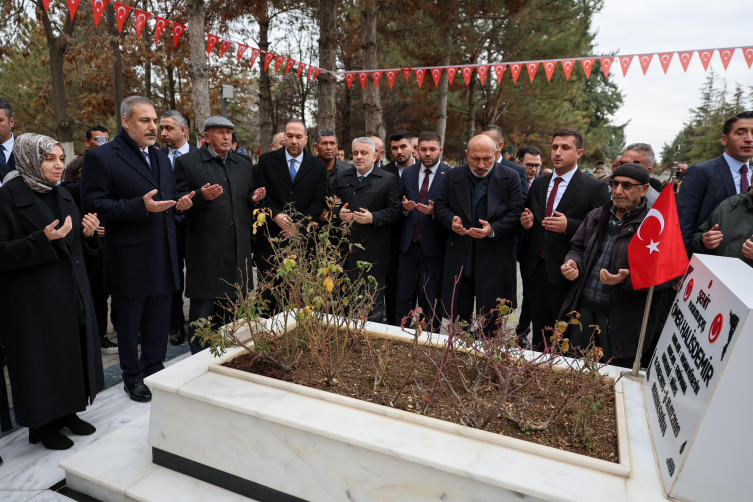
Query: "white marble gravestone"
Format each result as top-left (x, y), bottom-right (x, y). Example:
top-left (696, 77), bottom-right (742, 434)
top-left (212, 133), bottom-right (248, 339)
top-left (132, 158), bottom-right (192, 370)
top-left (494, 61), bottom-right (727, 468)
top-left (643, 254), bottom-right (753, 502)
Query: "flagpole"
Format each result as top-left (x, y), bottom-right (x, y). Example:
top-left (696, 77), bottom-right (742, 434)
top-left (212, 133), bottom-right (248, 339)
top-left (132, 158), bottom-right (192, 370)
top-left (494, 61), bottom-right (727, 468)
top-left (629, 285), bottom-right (655, 377)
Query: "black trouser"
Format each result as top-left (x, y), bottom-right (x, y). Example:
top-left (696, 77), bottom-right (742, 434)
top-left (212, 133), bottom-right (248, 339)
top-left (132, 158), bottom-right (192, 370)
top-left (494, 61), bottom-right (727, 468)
top-left (170, 218), bottom-right (187, 330)
top-left (85, 254), bottom-right (109, 339)
top-left (111, 293), bottom-right (171, 385)
top-left (395, 242), bottom-right (443, 332)
top-left (187, 298), bottom-right (229, 355)
top-left (525, 257), bottom-right (572, 349)
top-left (384, 247), bottom-right (400, 326)
top-left (515, 285), bottom-right (532, 337)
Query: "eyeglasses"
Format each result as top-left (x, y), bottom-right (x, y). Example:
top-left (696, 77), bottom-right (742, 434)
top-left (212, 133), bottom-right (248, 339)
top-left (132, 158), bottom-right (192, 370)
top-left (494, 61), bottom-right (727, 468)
top-left (524, 163), bottom-right (542, 169)
top-left (610, 180), bottom-right (644, 190)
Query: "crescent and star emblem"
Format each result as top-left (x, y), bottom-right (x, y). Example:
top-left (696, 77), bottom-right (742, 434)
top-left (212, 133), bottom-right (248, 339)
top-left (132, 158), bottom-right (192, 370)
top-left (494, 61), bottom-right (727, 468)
top-left (94, 0), bottom-right (103, 11)
top-left (641, 56), bottom-right (649, 64)
top-left (117, 6), bottom-right (125, 17)
top-left (661, 55), bottom-right (669, 63)
top-left (564, 62), bottom-right (571, 69)
top-left (583, 61), bottom-right (591, 68)
top-left (637, 208), bottom-right (665, 254)
top-left (546, 63), bottom-right (553, 70)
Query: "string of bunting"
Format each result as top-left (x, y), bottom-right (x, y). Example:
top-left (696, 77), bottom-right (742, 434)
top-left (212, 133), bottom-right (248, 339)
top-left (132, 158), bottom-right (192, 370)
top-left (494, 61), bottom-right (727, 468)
top-left (342, 46), bottom-right (753, 90)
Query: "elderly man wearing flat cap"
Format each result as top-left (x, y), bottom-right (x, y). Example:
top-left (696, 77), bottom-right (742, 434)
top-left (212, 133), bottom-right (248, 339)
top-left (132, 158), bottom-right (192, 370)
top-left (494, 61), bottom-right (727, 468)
top-left (173, 116), bottom-right (266, 354)
top-left (558, 163), bottom-right (669, 368)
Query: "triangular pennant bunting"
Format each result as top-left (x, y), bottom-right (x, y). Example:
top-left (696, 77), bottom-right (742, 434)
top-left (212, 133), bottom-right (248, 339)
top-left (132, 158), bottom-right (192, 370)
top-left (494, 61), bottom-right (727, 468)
top-left (561, 59), bottom-right (575, 80)
top-left (345, 72), bottom-right (355, 90)
top-left (385, 69), bottom-right (397, 89)
top-left (92, 0), bottom-right (110, 27)
top-left (133, 9), bottom-right (152, 38)
top-left (461, 66), bottom-right (473, 85)
top-left (415, 69), bottom-right (425, 87)
top-left (113, 2), bottom-right (132, 33)
top-left (620, 55), bottom-right (633, 76)
top-left (66, 0), bottom-right (80, 20)
top-left (719, 48), bottom-right (735, 70)
top-left (250, 48), bottom-right (261, 68)
top-left (526, 62), bottom-right (539, 83)
top-left (236, 44), bottom-right (248, 64)
top-left (492, 64), bottom-right (506, 84)
top-left (358, 71), bottom-right (368, 89)
top-left (658, 53), bottom-right (674, 74)
top-left (698, 50), bottom-right (713, 71)
top-left (431, 68), bottom-right (442, 87)
top-left (744, 47), bottom-right (753, 69)
top-left (154, 16), bottom-right (169, 44)
top-left (678, 51), bottom-right (693, 72)
top-left (401, 67), bottom-right (412, 82)
top-left (172, 22), bottom-right (185, 49)
top-left (297, 62), bottom-right (306, 78)
top-left (581, 58), bottom-right (595, 79)
top-left (373, 71), bottom-right (383, 87)
top-left (42, 0), bottom-right (52, 12)
top-left (639, 54), bottom-right (653, 75)
top-left (313, 68), bottom-right (321, 80)
top-left (220, 40), bottom-right (232, 58)
top-left (477, 65), bottom-right (489, 85)
top-left (285, 58), bottom-right (295, 77)
top-left (599, 57), bottom-right (613, 78)
top-left (264, 52), bottom-right (274, 71)
top-left (543, 61), bottom-right (556, 82)
top-left (307, 65), bottom-right (316, 80)
top-left (275, 54), bottom-right (286, 73)
top-left (510, 63), bottom-right (522, 83)
top-left (206, 34), bottom-right (219, 56)
top-left (447, 67), bottom-right (458, 85)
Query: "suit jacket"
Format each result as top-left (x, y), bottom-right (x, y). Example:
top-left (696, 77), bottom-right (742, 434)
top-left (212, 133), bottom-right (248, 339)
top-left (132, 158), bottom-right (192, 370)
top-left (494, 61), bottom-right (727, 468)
top-left (174, 147), bottom-right (257, 299)
top-left (434, 164), bottom-right (524, 316)
top-left (0, 141), bottom-right (15, 180)
top-left (398, 161), bottom-right (451, 257)
top-left (333, 167), bottom-right (401, 280)
top-left (382, 160), bottom-right (414, 256)
top-left (520, 168), bottom-right (610, 287)
top-left (81, 128), bottom-right (180, 297)
top-left (499, 158), bottom-right (529, 200)
top-left (159, 142), bottom-right (200, 161)
top-left (677, 154), bottom-right (738, 252)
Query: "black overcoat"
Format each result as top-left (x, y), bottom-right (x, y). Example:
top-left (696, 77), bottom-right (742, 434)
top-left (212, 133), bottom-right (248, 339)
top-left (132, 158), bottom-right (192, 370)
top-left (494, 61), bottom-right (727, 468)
top-left (174, 147), bottom-right (257, 299)
top-left (333, 167), bottom-right (401, 281)
top-left (434, 164), bottom-right (524, 318)
top-left (0, 178), bottom-right (105, 428)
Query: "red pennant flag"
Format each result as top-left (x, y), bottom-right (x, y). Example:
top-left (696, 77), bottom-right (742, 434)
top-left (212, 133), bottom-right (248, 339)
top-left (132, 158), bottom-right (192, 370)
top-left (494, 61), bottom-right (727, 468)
top-left (206, 34), bottom-right (219, 56)
top-left (385, 70), bottom-right (397, 89)
top-left (345, 72), bottom-right (355, 90)
top-left (415, 68), bottom-right (426, 87)
top-left (113, 2), bottom-right (132, 33)
top-left (372, 70), bottom-right (383, 87)
top-left (492, 64), bottom-right (506, 84)
top-left (509, 63), bottom-right (522, 84)
top-left (477, 65), bottom-right (489, 85)
top-left (264, 52), bottom-right (274, 71)
top-left (719, 48), bottom-right (735, 70)
top-left (220, 40), bottom-right (232, 58)
top-left (358, 71), bottom-right (368, 89)
top-left (431, 68), bottom-right (442, 87)
top-left (133, 9), bottom-right (152, 38)
top-left (698, 50), bottom-right (713, 71)
top-left (744, 47), bottom-right (753, 69)
top-left (92, 0), bottom-right (110, 27)
top-left (543, 61), bottom-right (556, 82)
top-left (275, 54), bottom-right (285, 73)
top-left (236, 44), bottom-right (248, 64)
top-left (296, 62), bottom-right (306, 78)
top-left (250, 48), bottom-right (261, 68)
top-left (447, 67), bottom-right (458, 85)
top-left (639, 54), bottom-right (653, 75)
top-left (628, 185), bottom-right (689, 290)
top-left (307, 65), bottom-right (316, 80)
top-left (561, 59), bottom-right (575, 80)
top-left (526, 62), bottom-right (539, 83)
top-left (460, 66), bottom-right (473, 85)
top-left (42, 0), bottom-right (52, 12)
top-left (599, 57), bottom-right (613, 78)
top-left (620, 55), bottom-right (633, 76)
top-left (284, 58), bottom-right (295, 77)
top-left (313, 68), bottom-right (321, 80)
top-left (581, 58), bottom-right (594, 79)
top-left (154, 17), bottom-right (169, 44)
top-left (678, 51), bottom-right (694, 72)
top-left (66, 0), bottom-right (80, 20)
top-left (658, 53), bottom-right (674, 74)
top-left (401, 67), bottom-right (412, 82)
top-left (172, 22), bottom-right (186, 49)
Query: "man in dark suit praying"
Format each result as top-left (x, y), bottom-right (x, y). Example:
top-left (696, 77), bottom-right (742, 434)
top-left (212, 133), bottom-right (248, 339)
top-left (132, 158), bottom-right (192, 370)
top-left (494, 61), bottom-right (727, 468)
top-left (0, 98), bottom-right (16, 183)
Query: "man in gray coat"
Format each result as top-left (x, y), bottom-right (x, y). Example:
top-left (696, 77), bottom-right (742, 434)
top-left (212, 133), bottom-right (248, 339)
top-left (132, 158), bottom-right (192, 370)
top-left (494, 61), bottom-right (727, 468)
top-left (174, 116), bottom-right (266, 353)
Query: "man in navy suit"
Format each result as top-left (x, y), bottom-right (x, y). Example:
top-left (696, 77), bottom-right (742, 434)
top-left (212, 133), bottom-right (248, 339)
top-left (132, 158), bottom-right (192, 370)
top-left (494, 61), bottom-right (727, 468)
top-left (678, 110), bottom-right (753, 253)
top-left (395, 131), bottom-right (450, 330)
top-left (481, 125), bottom-right (529, 201)
top-left (159, 111), bottom-right (199, 346)
top-left (82, 96), bottom-right (195, 402)
top-left (0, 98), bottom-right (16, 183)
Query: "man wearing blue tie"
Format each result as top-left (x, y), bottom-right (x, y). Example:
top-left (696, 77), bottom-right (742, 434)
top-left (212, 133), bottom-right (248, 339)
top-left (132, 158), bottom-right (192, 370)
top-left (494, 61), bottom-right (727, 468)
top-left (160, 111), bottom-right (198, 346)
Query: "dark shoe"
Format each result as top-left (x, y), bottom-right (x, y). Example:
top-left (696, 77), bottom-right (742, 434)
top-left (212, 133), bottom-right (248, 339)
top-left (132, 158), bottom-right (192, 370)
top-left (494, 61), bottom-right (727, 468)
top-left (29, 428), bottom-right (74, 450)
top-left (57, 414), bottom-right (96, 436)
top-left (124, 383), bottom-right (152, 402)
top-left (100, 336), bottom-right (118, 354)
top-left (169, 326), bottom-right (186, 345)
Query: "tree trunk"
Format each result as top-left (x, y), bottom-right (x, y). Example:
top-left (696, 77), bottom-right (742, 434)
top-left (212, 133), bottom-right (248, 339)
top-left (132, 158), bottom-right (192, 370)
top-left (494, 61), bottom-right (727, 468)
top-left (167, 65), bottom-right (177, 110)
top-left (317, 0), bottom-right (337, 130)
top-left (144, 28), bottom-right (152, 100)
top-left (186, 0), bottom-right (211, 140)
top-left (40, 1), bottom-right (75, 142)
top-left (257, 3), bottom-right (274, 154)
top-left (106, 5), bottom-right (124, 132)
top-left (467, 76), bottom-right (477, 141)
top-left (343, 82), bottom-right (351, 156)
top-left (361, 0), bottom-right (384, 140)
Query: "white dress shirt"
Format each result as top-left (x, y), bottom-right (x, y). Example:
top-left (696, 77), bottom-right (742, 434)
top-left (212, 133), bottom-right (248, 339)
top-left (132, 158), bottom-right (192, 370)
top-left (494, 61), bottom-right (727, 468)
top-left (722, 152), bottom-right (752, 194)
top-left (358, 167), bottom-right (374, 179)
top-left (168, 141), bottom-right (190, 166)
top-left (418, 162), bottom-right (439, 192)
top-left (0, 134), bottom-right (14, 187)
top-left (285, 149), bottom-right (304, 174)
top-left (546, 165), bottom-right (578, 211)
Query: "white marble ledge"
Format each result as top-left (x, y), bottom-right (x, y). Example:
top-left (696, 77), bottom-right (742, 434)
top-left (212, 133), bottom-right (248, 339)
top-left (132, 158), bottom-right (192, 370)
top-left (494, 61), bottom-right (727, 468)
top-left (172, 371), bottom-right (629, 502)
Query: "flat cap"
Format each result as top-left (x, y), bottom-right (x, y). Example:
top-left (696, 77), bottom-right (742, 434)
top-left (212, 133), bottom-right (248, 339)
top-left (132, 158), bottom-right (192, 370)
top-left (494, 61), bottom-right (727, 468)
top-left (203, 116), bottom-right (235, 132)
top-left (612, 163), bottom-right (650, 185)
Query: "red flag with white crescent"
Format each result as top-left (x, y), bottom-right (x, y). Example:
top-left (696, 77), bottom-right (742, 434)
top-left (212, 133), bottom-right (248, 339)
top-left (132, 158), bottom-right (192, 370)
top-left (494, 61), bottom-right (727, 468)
top-left (153, 16), bottom-right (169, 44)
top-left (561, 59), bottom-right (575, 80)
top-left (385, 70), bottom-right (397, 88)
top-left (264, 52), bottom-right (274, 71)
top-left (543, 61), bottom-right (556, 82)
top-left (92, 0), bottom-right (110, 27)
top-left (510, 63), bottom-right (522, 83)
top-left (172, 22), bottom-right (186, 49)
top-left (580, 58), bottom-right (594, 79)
top-left (477, 65), bottom-right (489, 85)
top-left (307, 65), bottom-right (316, 80)
top-left (744, 47), bottom-right (753, 69)
top-left (297, 62), bottom-right (306, 78)
top-left (719, 48), bottom-right (735, 70)
top-left (358, 71), bottom-right (368, 89)
top-left (526, 62), bottom-right (539, 83)
top-left (492, 64), bottom-right (506, 84)
top-left (658, 53), bottom-right (674, 74)
top-left (447, 67), bottom-right (458, 85)
top-left (415, 69), bottom-right (426, 87)
top-left (639, 54), bottom-right (653, 75)
top-left (372, 70), bottom-right (383, 87)
top-left (275, 54), bottom-right (285, 73)
top-left (698, 50), bottom-right (713, 71)
top-left (236, 44), bottom-right (249, 64)
top-left (206, 34), bottom-right (219, 56)
top-left (431, 68), bottom-right (443, 87)
top-left (66, 0), bottom-right (80, 20)
top-left (401, 67), bottom-right (412, 82)
top-left (113, 2), bottom-right (132, 33)
top-left (220, 40), bottom-right (232, 58)
top-left (628, 185), bottom-right (689, 289)
top-left (250, 48), bottom-right (261, 68)
top-left (345, 72), bottom-right (355, 90)
top-left (313, 68), bottom-right (321, 80)
top-left (620, 55), bottom-right (633, 76)
top-left (599, 57), bottom-right (613, 78)
top-left (133, 9), bottom-right (152, 38)
top-left (677, 51), bottom-right (693, 72)
top-left (42, 0), bottom-right (52, 12)
top-left (285, 58), bottom-right (295, 77)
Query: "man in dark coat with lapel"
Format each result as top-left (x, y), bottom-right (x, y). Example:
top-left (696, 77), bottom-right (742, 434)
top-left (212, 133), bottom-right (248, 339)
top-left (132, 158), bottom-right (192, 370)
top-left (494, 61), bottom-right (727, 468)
top-left (520, 129), bottom-right (610, 349)
top-left (677, 111), bottom-right (753, 253)
top-left (434, 135), bottom-right (524, 333)
top-left (159, 110), bottom-right (199, 346)
top-left (81, 96), bottom-right (195, 402)
top-left (481, 125), bottom-right (529, 201)
top-left (253, 119), bottom-right (328, 314)
top-left (174, 116), bottom-right (266, 354)
top-left (333, 137), bottom-right (401, 321)
top-left (395, 131), bottom-right (450, 331)
top-left (0, 97), bottom-right (15, 183)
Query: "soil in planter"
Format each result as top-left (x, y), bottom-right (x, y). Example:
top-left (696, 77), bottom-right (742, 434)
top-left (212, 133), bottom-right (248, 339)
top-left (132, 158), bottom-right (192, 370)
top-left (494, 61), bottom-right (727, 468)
top-left (223, 335), bottom-right (618, 462)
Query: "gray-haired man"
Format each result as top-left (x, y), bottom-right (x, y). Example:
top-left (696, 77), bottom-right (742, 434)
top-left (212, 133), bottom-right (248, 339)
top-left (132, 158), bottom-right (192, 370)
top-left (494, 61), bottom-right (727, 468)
top-left (619, 143), bottom-right (664, 194)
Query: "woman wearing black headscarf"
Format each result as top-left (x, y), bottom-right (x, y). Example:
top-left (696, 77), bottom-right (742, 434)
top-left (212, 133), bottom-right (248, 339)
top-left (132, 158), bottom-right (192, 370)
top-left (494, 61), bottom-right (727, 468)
top-left (0, 134), bottom-right (104, 450)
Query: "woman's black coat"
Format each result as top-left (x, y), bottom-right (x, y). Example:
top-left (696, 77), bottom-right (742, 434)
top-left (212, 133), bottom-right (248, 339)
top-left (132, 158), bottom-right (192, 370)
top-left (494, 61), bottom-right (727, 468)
top-left (0, 178), bottom-right (104, 428)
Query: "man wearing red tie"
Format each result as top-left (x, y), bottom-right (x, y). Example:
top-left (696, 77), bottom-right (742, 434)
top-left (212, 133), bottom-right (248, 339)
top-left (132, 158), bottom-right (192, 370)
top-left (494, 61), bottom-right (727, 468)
top-left (520, 129), bottom-right (610, 349)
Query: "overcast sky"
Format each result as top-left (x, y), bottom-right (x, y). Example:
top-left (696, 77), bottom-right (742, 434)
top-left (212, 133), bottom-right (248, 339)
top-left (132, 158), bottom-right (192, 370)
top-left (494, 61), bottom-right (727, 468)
top-left (591, 0), bottom-right (752, 153)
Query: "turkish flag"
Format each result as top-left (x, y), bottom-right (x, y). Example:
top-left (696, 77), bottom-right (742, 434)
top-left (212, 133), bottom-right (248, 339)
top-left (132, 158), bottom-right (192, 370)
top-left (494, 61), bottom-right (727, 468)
top-left (678, 51), bottom-right (694, 72)
top-left (285, 58), bottom-right (295, 77)
top-left (599, 57), bottom-right (613, 78)
top-left (698, 50), bottom-right (713, 71)
top-left (744, 47), bottom-right (753, 69)
top-left (477, 65), bottom-right (489, 85)
top-left (275, 54), bottom-right (286, 73)
top-left (561, 60), bottom-right (575, 80)
top-left (250, 48), bottom-right (261, 68)
top-left (313, 68), bottom-right (321, 80)
top-left (42, 0), bottom-right (52, 12)
top-left (415, 69), bottom-right (426, 87)
top-left (658, 53), bottom-right (674, 74)
top-left (220, 40), bottom-right (232, 58)
top-left (297, 62), bottom-right (306, 78)
top-left (385, 70), bottom-right (397, 88)
top-left (447, 67), bottom-right (458, 84)
top-left (133, 9), bottom-right (152, 38)
top-left (345, 72), bottom-right (355, 90)
top-left (113, 2), bottom-right (132, 33)
top-left (358, 71), bottom-right (369, 89)
top-left (401, 67), bottom-right (412, 82)
top-left (431, 68), bottom-right (442, 87)
top-left (628, 185), bottom-right (689, 290)
top-left (719, 48), bottom-right (735, 70)
top-left (620, 55), bottom-right (633, 76)
top-left (154, 17), bottom-right (169, 44)
top-left (510, 63), bottom-right (522, 84)
top-left (66, 0), bottom-right (80, 20)
top-left (307, 65), bottom-right (316, 80)
top-left (264, 52), bottom-right (274, 71)
top-left (461, 66), bottom-right (473, 86)
top-left (581, 58), bottom-right (595, 79)
top-left (172, 23), bottom-right (186, 49)
top-left (92, 0), bottom-right (110, 27)
top-left (526, 62), bottom-right (539, 83)
top-left (639, 54), bottom-right (653, 75)
top-left (492, 64), bottom-right (506, 84)
top-left (543, 61), bottom-right (556, 82)
top-left (373, 70), bottom-right (383, 87)
top-left (237, 44), bottom-right (249, 64)
top-left (207, 34), bottom-right (219, 56)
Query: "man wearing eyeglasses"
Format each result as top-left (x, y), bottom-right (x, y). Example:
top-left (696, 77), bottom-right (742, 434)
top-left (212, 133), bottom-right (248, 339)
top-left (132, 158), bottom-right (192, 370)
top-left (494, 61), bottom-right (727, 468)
top-left (517, 146), bottom-right (543, 190)
top-left (559, 163), bottom-right (665, 367)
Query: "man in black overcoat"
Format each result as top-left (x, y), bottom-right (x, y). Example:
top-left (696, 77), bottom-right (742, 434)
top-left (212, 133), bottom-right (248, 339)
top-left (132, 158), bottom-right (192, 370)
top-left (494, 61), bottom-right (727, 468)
top-left (434, 134), bottom-right (524, 334)
top-left (81, 96), bottom-right (194, 402)
top-left (174, 116), bottom-right (266, 354)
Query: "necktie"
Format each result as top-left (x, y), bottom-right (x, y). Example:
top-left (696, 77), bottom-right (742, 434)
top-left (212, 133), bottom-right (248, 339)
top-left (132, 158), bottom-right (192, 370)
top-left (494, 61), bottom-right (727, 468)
top-left (172, 150), bottom-right (181, 169)
top-left (142, 151), bottom-right (152, 172)
top-left (289, 158), bottom-right (297, 181)
top-left (412, 169), bottom-right (433, 242)
top-left (541, 177), bottom-right (563, 258)
top-left (358, 175), bottom-right (365, 182)
top-left (0, 146), bottom-right (6, 165)
top-left (741, 164), bottom-right (750, 193)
